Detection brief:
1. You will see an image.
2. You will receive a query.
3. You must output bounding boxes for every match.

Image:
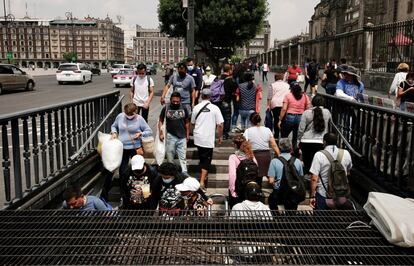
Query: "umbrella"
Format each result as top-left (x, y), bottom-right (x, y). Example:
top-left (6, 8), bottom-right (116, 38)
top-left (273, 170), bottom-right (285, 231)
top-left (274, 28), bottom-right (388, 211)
top-left (388, 33), bottom-right (413, 46)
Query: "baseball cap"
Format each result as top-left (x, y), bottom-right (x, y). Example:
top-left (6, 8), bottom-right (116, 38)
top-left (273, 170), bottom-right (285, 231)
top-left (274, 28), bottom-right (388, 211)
top-left (201, 88), bottom-right (211, 96)
top-left (175, 177), bottom-right (200, 192)
top-left (131, 155), bottom-right (145, 171)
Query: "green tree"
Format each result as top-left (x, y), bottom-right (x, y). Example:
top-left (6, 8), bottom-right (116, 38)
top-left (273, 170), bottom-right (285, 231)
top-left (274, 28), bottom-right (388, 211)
top-left (158, 0), bottom-right (268, 72)
top-left (62, 52), bottom-right (78, 62)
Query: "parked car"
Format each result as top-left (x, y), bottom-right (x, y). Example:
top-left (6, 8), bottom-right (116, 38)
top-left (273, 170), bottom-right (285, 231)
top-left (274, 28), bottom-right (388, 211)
top-left (146, 64), bottom-right (157, 75)
top-left (110, 64), bottom-right (133, 77)
top-left (0, 64), bottom-right (35, 94)
top-left (113, 69), bottom-right (135, 88)
top-left (56, 63), bottom-right (93, 85)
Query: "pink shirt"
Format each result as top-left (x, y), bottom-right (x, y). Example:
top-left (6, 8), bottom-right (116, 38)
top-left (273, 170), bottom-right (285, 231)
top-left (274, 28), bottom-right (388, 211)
top-left (283, 92), bottom-right (310, 114)
top-left (228, 154), bottom-right (258, 197)
top-left (268, 81), bottom-right (290, 109)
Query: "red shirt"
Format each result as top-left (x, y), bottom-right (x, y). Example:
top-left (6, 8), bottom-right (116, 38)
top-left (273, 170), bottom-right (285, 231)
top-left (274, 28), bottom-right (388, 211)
top-left (287, 66), bottom-right (302, 81)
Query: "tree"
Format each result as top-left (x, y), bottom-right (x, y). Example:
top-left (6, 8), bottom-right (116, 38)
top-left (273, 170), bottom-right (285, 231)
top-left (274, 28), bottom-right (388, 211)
top-left (62, 52), bottom-right (78, 62)
top-left (158, 0), bottom-right (268, 72)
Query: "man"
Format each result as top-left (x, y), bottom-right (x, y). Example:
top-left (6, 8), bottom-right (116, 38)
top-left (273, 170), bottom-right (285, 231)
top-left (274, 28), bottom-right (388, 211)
top-left (122, 155), bottom-right (161, 210)
top-left (186, 57), bottom-right (203, 103)
top-left (158, 92), bottom-right (190, 177)
top-left (191, 88), bottom-right (224, 190)
top-left (221, 64), bottom-right (238, 139)
top-left (267, 138), bottom-right (304, 210)
top-left (63, 185), bottom-right (112, 211)
top-left (130, 63), bottom-right (154, 122)
top-left (306, 59), bottom-right (319, 97)
top-left (335, 66), bottom-right (364, 101)
top-left (161, 62), bottom-right (196, 114)
top-left (309, 133), bottom-right (352, 210)
top-left (262, 62), bottom-right (269, 82)
top-left (230, 182), bottom-right (271, 218)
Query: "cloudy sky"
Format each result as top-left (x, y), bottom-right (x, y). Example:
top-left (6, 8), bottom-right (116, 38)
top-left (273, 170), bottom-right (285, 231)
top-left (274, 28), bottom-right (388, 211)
top-left (9, 0), bottom-right (319, 42)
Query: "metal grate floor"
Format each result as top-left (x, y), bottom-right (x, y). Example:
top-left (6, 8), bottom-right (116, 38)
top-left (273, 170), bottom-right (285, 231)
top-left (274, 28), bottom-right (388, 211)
top-left (0, 210), bottom-right (413, 265)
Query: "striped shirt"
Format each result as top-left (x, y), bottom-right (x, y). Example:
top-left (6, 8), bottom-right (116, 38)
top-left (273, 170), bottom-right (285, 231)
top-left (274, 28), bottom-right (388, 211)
top-left (238, 82), bottom-right (257, 110)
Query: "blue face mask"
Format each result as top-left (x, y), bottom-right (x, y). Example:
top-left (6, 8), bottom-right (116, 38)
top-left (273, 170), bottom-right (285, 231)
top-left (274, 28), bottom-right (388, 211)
top-left (162, 178), bottom-right (173, 184)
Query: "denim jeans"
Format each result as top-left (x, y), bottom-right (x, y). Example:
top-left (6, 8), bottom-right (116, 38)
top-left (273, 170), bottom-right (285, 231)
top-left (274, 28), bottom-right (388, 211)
top-left (231, 99), bottom-right (240, 129)
top-left (239, 109), bottom-right (255, 130)
top-left (281, 113), bottom-right (302, 148)
top-left (315, 192), bottom-right (328, 210)
top-left (221, 101), bottom-right (232, 136)
top-left (165, 133), bottom-right (187, 174)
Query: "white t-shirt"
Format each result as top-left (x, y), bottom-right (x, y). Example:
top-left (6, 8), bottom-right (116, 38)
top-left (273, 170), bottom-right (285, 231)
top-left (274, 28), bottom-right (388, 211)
top-left (191, 100), bottom-right (224, 148)
top-left (132, 76), bottom-right (154, 107)
top-left (202, 74), bottom-right (216, 87)
top-left (230, 200), bottom-right (271, 218)
top-left (309, 145), bottom-right (353, 197)
top-left (263, 63), bottom-right (269, 72)
top-left (244, 126), bottom-right (273, 151)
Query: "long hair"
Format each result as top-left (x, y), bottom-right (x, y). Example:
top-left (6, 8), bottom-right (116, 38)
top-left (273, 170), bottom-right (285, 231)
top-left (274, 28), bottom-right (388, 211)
top-left (233, 135), bottom-right (254, 160)
top-left (311, 95), bottom-right (326, 133)
top-left (290, 83), bottom-right (303, 101)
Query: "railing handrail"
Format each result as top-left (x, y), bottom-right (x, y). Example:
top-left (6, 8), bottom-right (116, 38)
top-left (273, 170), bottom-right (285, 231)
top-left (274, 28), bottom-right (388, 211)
top-left (0, 90), bottom-right (121, 123)
top-left (69, 95), bottom-right (124, 161)
top-left (329, 120), bottom-right (363, 158)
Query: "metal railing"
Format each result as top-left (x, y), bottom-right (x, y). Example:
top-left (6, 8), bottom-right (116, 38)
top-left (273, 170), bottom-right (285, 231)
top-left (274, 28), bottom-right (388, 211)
top-left (321, 93), bottom-right (414, 198)
top-left (0, 91), bottom-right (122, 207)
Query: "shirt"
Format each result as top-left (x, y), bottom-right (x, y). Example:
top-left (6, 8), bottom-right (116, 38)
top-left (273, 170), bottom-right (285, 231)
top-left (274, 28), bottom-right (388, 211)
top-left (287, 66), bottom-right (302, 81)
top-left (191, 100), bottom-right (224, 148)
top-left (111, 113), bottom-right (153, 150)
top-left (309, 145), bottom-right (353, 197)
top-left (244, 126), bottom-right (273, 151)
top-left (335, 79), bottom-right (364, 101)
top-left (168, 74), bottom-right (196, 104)
top-left (188, 68), bottom-right (203, 91)
top-left (230, 200), bottom-right (271, 217)
top-left (298, 108), bottom-right (332, 143)
top-left (159, 104), bottom-right (189, 139)
top-left (221, 74), bottom-right (238, 103)
top-left (228, 153), bottom-right (258, 197)
top-left (268, 80), bottom-right (290, 109)
top-left (237, 81), bottom-right (257, 110)
top-left (263, 63), bottom-right (269, 72)
top-left (132, 76), bottom-right (154, 107)
top-left (284, 92), bottom-right (310, 114)
top-left (63, 196), bottom-right (112, 211)
top-left (268, 153), bottom-right (304, 190)
top-left (389, 72), bottom-right (407, 95)
top-left (202, 74), bottom-right (216, 88)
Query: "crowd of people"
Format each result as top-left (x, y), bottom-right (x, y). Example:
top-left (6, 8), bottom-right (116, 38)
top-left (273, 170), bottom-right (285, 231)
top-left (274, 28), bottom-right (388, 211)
top-left (63, 57), bottom-right (357, 215)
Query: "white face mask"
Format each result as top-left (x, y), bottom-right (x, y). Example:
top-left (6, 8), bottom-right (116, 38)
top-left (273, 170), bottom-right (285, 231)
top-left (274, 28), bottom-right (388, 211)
top-left (162, 178), bottom-right (173, 184)
top-left (125, 114), bottom-right (136, 120)
top-left (187, 65), bottom-right (194, 71)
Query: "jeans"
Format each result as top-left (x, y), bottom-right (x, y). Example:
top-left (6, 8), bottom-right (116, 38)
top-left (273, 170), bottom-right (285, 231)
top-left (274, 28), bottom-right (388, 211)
top-left (239, 109), bottom-right (255, 130)
top-left (315, 192), bottom-right (328, 210)
top-left (231, 99), bottom-right (240, 129)
top-left (268, 189), bottom-right (299, 210)
top-left (281, 113), bottom-right (302, 148)
top-left (165, 132), bottom-right (187, 174)
top-left (271, 107), bottom-right (282, 139)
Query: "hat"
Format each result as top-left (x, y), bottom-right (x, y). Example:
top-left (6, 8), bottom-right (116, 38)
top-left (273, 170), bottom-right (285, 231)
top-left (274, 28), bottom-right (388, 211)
top-left (201, 88), bottom-right (211, 96)
top-left (205, 66), bottom-right (211, 71)
top-left (340, 65), bottom-right (360, 78)
top-left (397, 63), bottom-right (409, 71)
top-left (131, 155), bottom-right (145, 171)
top-left (175, 177), bottom-right (200, 192)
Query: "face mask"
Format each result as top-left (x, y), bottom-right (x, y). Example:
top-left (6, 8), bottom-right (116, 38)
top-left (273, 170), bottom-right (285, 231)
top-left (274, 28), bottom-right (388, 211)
top-left (170, 103), bottom-right (180, 109)
top-left (125, 114), bottom-right (135, 120)
top-left (162, 178), bottom-right (173, 184)
top-left (138, 75), bottom-right (145, 79)
top-left (179, 72), bottom-right (186, 78)
top-left (187, 65), bottom-right (194, 71)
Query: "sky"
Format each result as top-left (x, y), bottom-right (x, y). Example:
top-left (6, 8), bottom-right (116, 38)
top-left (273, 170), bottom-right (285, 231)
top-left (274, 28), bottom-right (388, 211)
top-left (8, 0), bottom-right (320, 42)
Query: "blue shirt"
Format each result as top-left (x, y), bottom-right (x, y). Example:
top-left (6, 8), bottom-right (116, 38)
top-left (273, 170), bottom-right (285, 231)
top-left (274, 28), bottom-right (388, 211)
top-left (111, 113), bottom-right (153, 150)
top-left (336, 79), bottom-right (364, 98)
top-left (63, 196), bottom-right (112, 211)
top-left (267, 153), bottom-right (304, 190)
top-left (168, 73), bottom-right (196, 104)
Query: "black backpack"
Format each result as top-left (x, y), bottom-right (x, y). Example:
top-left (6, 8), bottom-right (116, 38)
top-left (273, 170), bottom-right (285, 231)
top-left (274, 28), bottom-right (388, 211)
top-left (235, 158), bottom-right (259, 198)
top-left (278, 156), bottom-right (306, 207)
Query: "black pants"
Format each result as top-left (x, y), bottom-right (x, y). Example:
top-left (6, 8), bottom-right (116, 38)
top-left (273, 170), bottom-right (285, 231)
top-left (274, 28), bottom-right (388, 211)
top-left (262, 71), bottom-right (268, 82)
top-left (271, 107), bottom-right (282, 139)
top-left (300, 142), bottom-right (324, 174)
top-left (221, 101), bottom-right (231, 136)
top-left (137, 106), bottom-right (149, 122)
top-left (268, 189), bottom-right (298, 210)
top-left (304, 77), bottom-right (310, 93)
top-left (196, 146), bottom-right (213, 172)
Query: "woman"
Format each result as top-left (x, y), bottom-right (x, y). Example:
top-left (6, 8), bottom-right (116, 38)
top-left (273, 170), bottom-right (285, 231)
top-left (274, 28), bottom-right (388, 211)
top-left (285, 62), bottom-right (302, 85)
top-left (111, 103), bottom-right (152, 201)
top-left (298, 95), bottom-right (331, 174)
top-left (389, 63), bottom-right (409, 100)
top-left (228, 135), bottom-right (257, 208)
top-left (244, 113), bottom-right (281, 183)
top-left (322, 62), bottom-right (339, 95)
top-left (236, 72), bottom-right (257, 130)
top-left (278, 83), bottom-right (311, 149)
top-left (397, 71), bottom-right (414, 111)
top-left (267, 72), bottom-right (290, 140)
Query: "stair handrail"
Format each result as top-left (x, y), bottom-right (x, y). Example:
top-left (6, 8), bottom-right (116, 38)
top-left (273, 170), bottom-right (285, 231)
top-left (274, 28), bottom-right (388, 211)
top-left (329, 120), bottom-right (363, 158)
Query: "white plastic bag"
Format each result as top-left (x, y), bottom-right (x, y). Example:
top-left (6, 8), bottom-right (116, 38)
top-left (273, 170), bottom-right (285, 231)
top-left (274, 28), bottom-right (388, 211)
top-left (97, 131), bottom-right (111, 156)
top-left (101, 139), bottom-right (123, 172)
top-left (164, 85), bottom-right (173, 104)
top-left (153, 123), bottom-right (166, 165)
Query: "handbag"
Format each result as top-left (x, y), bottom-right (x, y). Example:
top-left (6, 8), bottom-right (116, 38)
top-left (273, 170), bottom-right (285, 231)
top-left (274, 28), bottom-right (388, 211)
top-left (142, 136), bottom-right (155, 154)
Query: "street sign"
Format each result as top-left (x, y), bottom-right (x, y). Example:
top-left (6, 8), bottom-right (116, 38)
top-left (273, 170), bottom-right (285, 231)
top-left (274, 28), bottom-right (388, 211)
top-left (7, 52), bottom-right (13, 60)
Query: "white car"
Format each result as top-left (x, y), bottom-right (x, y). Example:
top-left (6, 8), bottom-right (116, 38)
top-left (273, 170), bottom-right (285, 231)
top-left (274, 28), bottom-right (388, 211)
top-left (110, 64), bottom-right (133, 77)
top-left (56, 63), bottom-right (93, 85)
top-left (113, 69), bottom-right (136, 87)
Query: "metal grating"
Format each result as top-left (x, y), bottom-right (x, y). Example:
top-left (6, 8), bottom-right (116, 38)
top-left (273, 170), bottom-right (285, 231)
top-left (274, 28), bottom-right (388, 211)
top-left (0, 210), bottom-right (413, 265)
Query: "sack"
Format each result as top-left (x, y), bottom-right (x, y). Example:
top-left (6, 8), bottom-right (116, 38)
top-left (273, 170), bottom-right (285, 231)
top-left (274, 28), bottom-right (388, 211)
top-left (210, 78), bottom-right (225, 103)
top-left (142, 136), bottom-right (155, 154)
top-left (278, 156), bottom-right (306, 207)
top-left (296, 74), bottom-right (305, 83)
top-left (235, 158), bottom-right (259, 197)
top-left (320, 149), bottom-right (351, 208)
top-left (153, 123), bottom-right (166, 165)
top-left (97, 131), bottom-right (111, 156)
top-left (264, 109), bottom-right (273, 129)
top-left (101, 139), bottom-right (123, 172)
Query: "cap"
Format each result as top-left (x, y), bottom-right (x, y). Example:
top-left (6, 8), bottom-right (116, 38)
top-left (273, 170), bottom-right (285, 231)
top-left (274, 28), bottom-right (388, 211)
top-left (201, 88), bottom-right (211, 96)
top-left (131, 155), bottom-right (145, 171)
top-left (175, 177), bottom-right (200, 192)
top-left (340, 65), bottom-right (360, 78)
top-left (205, 66), bottom-right (211, 71)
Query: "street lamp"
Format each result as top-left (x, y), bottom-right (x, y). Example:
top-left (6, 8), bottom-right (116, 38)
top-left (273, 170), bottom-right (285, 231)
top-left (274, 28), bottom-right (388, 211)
top-left (182, 0), bottom-right (194, 58)
top-left (65, 11), bottom-right (76, 62)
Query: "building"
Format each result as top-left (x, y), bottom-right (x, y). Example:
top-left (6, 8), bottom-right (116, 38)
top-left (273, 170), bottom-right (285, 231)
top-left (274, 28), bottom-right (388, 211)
top-left (118, 24), bottom-right (136, 63)
top-left (0, 15), bottom-right (124, 68)
top-left (134, 25), bottom-right (186, 64)
top-left (237, 20), bottom-right (271, 60)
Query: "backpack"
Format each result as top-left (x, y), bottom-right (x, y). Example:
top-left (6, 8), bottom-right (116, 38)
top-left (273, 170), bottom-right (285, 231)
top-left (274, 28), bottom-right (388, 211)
top-left (320, 149), bottom-right (351, 208)
top-left (235, 158), bottom-right (259, 198)
top-left (210, 78), bottom-right (225, 103)
top-left (307, 62), bottom-right (318, 77)
top-left (278, 156), bottom-right (306, 208)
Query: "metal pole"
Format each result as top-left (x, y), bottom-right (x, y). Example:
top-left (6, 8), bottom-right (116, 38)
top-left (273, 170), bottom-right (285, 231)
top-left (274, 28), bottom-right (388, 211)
top-left (187, 0), bottom-right (194, 58)
top-left (3, 0), bottom-right (10, 63)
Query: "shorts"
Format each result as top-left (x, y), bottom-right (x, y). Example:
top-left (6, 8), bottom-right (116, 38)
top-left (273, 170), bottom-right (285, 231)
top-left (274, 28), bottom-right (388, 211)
top-left (196, 146), bottom-right (213, 171)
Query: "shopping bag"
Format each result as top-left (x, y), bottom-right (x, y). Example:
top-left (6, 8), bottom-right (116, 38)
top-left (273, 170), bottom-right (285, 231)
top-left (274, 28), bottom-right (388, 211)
top-left (153, 123), bottom-right (166, 165)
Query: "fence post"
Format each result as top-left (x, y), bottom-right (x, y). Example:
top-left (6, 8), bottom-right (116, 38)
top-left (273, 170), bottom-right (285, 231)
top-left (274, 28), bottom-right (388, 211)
top-left (364, 22), bottom-right (374, 70)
